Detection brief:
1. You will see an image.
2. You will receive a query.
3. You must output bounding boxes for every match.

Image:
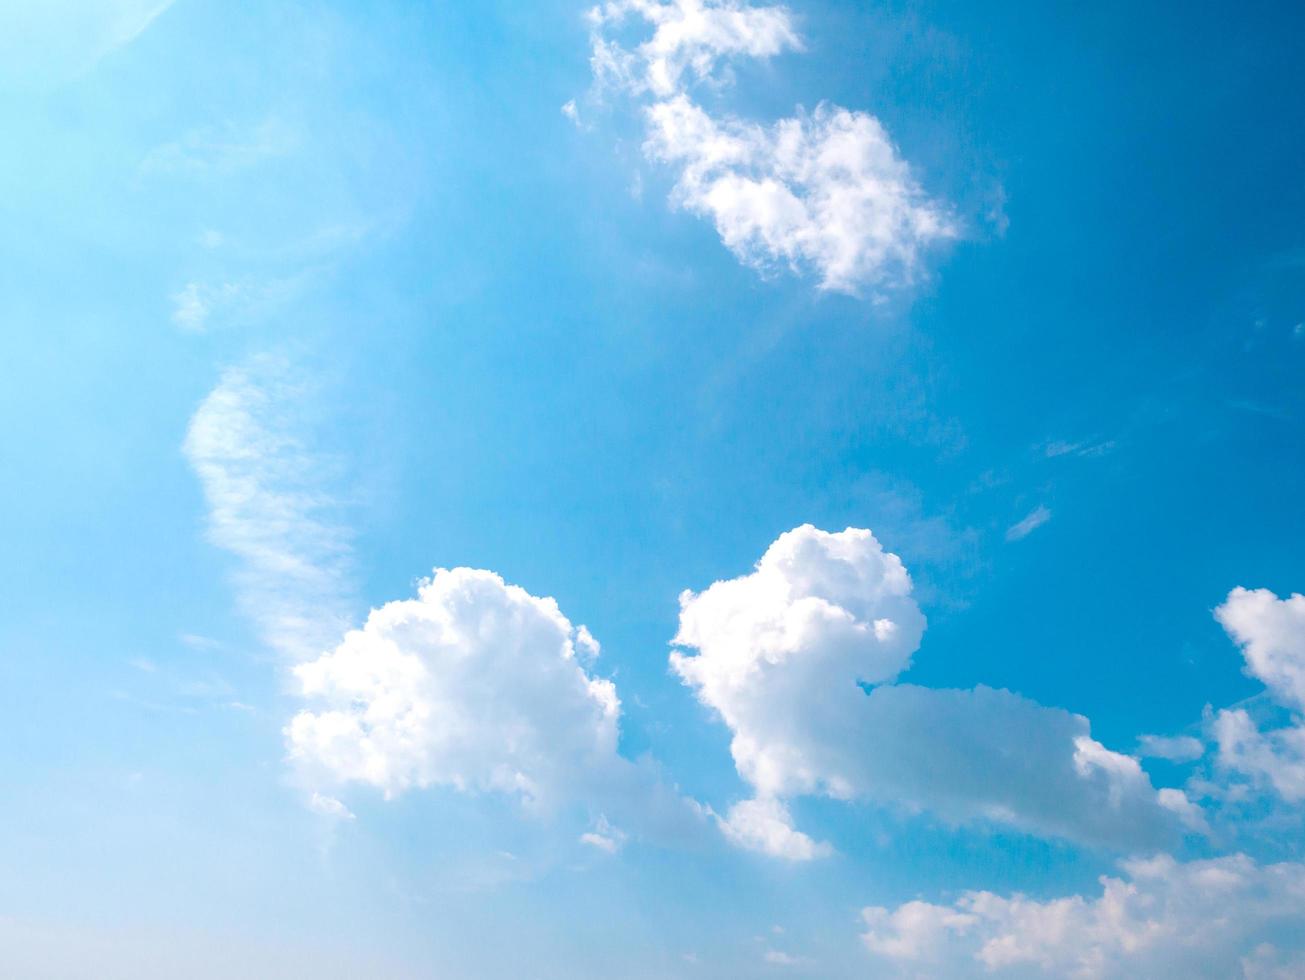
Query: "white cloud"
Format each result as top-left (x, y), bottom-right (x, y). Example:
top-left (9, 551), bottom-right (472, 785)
top-left (717, 797), bottom-right (831, 861)
top-left (183, 355), bottom-right (354, 662)
top-left (1216, 588), bottom-right (1305, 712)
top-left (172, 283), bottom-right (211, 332)
top-left (188, 359), bottom-right (703, 840)
top-left (762, 949), bottom-right (806, 966)
top-left (586, 0), bottom-right (957, 296)
top-left (579, 831), bottom-right (621, 853)
top-left (579, 815), bottom-right (628, 853)
top-left (672, 526), bottom-right (925, 798)
top-left (287, 567), bottom-right (706, 845)
top-left (1213, 708), bottom-right (1305, 803)
top-left (287, 567), bottom-right (619, 807)
top-left (589, 0), bottom-right (800, 99)
top-left (644, 96), bottom-right (957, 295)
top-left (1045, 438), bottom-right (1116, 459)
top-left (1136, 734), bottom-right (1206, 763)
top-left (672, 525), bottom-right (1197, 856)
top-left (140, 117), bottom-right (298, 176)
top-left (1210, 588), bottom-right (1305, 803)
top-left (308, 792), bottom-right (354, 821)
top-left (1005, 504), bottom-right (1051, 542)
top-left (169, 278), bottom-right (300, 334)
top-left (860, 853), bottom-right (1305, 979)
top-left (862, 901), bottom-right (979, 962)
top-left (171, 282), bottom-right (247, 333)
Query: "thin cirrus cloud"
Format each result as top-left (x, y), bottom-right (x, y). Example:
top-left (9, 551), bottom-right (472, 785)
top-left (670, 525), bottom-right (1202, 859)
top-left (1005, 504), bottom-right (1051, 542)
top-left (139, 117), bottom-right (299, 177)
top-left (584, 0), bottom-right (958, 297)
top-left (183, 354), bottom-right (356, 663)
top-left (0, 0), bottom-right (174, 89)
top-left (170, 278), bottom-right (304, 334)
top-left (860, 853), bottom-right (1305, 979)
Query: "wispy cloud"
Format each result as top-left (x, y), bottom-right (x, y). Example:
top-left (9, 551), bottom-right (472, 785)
top-left (99, 0), bottom-right (174, 61)
top-left (1044, 438), bottom-right (1115, 459)
top-left (140, 117), bottom-right (298, 177)
top-left (183, 354), bottom-right (354, 662)
top-left (0, 0), bottom-right (174, 88)
top-left (170, 277), bottom-right (303, 334)
top-left (1005, 504), bottom-right (1051, 542)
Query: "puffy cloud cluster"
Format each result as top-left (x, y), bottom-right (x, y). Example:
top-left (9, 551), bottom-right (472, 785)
top-left (672, 525), bottom-right (924, 800)
top-left (860, 853), bottom-right (1305, 979)
top-left (285, 565), bottom-right (706, 846)
top-left (589, 0), bottom-right (800, 98)
top-left (1211, 588), bottom-right (1305, 802)
top-left (586, 0), bottom-right (956, 296)
top-left (644, 96), bottom-right (956, 293)
top-left (671, 525), bottom-right (1200, 858)
top-left (287, 567), bottom-right (622, 809)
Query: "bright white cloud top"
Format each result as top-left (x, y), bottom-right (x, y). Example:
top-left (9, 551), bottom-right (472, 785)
top-left (671, 525), bottom-right (1201, 857)
top-left (586, 0), bottom-right (957, 295)
top-left (860, 853), bottom-right (1305, 978)
top-left (1212, 587), bottom-right (1305, 802)
top-left (287, 567), bottom-right (620, 807)
top-left (287, 565), bottom-right (705, 847)
top-left (1218, 587), bottom-right (1305, 713)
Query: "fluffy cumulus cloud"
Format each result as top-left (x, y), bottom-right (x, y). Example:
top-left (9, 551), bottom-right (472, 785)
top-left (672, 526), bottom-right (925, 800)
top-left (860, 853), bottom-right (1305, 979)
top-left (1211, 588), bottom-right (1305, 802)
top-left (644, 96), bottom-right (956, 293)
top-left (287, 567), bottom-right (704, 844)
top-left (287, 567), bottom-right (621, 806)
top-left (1217, 588), bottom-right (1305, 712)
top-left (183, 355), bottom-right (354, 662)
top-left (672, 525), bottom-right (1199, 857)
top-left (586, 0), bottom-right (956, 296)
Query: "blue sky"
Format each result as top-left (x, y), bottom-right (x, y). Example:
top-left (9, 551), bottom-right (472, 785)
top-left (2, 1), bottom-right (1305, 976)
